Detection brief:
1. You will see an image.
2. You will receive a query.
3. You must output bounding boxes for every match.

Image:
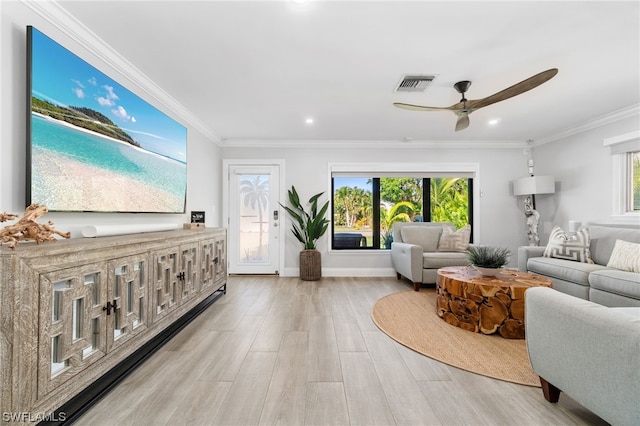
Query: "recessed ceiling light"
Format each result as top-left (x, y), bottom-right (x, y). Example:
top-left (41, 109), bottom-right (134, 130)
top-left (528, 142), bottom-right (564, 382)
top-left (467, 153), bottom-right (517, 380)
top-left (488, 119), bottom-right (500, 126)
top-left (305, 118), bottom-right (314, 124)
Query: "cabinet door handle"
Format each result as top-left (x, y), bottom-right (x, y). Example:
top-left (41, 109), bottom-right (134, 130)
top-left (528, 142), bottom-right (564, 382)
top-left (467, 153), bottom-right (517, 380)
top-left (177, 271), bottom-right (185, 282)
top-left (103, 299), bottom-right (118, 315)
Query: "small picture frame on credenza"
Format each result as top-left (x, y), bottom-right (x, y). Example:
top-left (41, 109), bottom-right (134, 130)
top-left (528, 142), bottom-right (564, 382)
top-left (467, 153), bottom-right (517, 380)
top-left (184, 211), bottom-right (205, 229)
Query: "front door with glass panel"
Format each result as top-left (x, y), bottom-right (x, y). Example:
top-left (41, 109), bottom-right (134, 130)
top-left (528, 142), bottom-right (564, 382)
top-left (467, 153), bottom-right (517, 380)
top-left (228, 165), bottom-right (280, 274)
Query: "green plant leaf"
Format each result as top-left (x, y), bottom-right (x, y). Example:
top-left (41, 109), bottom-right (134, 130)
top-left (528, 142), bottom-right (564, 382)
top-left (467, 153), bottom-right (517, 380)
top-left (281, 186), bottom-right (330, 250)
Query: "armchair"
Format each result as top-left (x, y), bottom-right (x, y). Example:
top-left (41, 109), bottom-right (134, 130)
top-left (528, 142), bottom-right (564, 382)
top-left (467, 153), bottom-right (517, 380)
top-left (390, 222), bottom-right (471, 291)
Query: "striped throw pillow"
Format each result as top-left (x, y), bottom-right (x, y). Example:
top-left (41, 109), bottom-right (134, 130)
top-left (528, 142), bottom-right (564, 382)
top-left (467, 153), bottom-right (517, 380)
top-left (543, 226), bottom-right (593, 263)
top-left (607, 239), bottom-right (640, 273)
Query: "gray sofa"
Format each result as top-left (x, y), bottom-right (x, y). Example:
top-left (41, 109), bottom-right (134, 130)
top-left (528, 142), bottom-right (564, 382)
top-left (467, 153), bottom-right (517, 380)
top-left (525, 286), bottom-right (640, 426)
top-left (390, 222), bottom-right (470, 291)
top-left (518, 224), bottom-right (640, 307)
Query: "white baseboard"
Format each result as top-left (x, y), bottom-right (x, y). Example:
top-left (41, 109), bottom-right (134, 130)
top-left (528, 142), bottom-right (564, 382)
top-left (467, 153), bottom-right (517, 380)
top-left (282, 267), bottom-right (396, 278)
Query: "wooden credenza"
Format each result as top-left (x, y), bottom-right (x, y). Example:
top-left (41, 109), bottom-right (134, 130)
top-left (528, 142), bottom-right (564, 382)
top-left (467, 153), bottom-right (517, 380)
top-left (0, 228), bottom-right (227, 424)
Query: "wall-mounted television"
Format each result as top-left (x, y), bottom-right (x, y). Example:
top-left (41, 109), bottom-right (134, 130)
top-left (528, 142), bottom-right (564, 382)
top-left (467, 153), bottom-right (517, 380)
top-left (26, 26), bottom-right (187, 213)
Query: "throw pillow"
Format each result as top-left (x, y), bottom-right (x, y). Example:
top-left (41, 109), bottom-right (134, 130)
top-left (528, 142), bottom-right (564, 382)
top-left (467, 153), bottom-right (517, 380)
top-left (607, 239), bottom-right (640, 273)
top-left (437, 224), bottom-right (471, 252)
top-left (543, 226), bottom-right (593, 263)
top-left (400, 226), bottom-right (442, 252)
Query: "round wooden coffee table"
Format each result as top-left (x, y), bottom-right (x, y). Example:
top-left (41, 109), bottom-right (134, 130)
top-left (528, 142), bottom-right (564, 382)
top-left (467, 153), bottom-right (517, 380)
top-left (436, 266), bottom-right (552, 339)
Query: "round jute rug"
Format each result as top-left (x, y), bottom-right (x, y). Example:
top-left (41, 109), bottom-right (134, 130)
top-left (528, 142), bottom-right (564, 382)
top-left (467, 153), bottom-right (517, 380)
top-left (371, 289), bottom-right (540, 387)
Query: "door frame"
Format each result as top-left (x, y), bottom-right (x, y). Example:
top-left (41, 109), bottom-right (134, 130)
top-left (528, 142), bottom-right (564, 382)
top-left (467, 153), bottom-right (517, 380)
top-left (223, 159), bottom-right (286, 275)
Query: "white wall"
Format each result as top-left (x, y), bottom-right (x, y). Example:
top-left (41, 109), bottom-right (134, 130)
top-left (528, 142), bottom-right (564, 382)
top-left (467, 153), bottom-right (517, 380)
top-left (533, 114), bottom-right (640, 243)
top-left (3, 2), bottom-right (636, 276)
top-left (0, 1), bottom-right (223, 238)
top-left (223, 144), bottom-right (533, 275)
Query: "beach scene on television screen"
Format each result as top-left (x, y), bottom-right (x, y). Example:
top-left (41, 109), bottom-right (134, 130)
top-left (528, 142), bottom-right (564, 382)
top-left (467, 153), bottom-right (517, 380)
top-left (29, 27), bottom-right (187, 213)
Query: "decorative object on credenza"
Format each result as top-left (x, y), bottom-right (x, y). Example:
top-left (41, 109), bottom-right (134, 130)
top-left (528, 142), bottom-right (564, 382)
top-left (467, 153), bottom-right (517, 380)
top-left (183, 223), bottom-right (205, 230)
top-left (466, 245), bottom-right (511, 276)
top-left (0, 204), bottom-right (70, 249)
top-left (191, 211), bottom-right (205, 223)
top-left (280, 185), bottom-right (329, 281)
top-left (184, 211), bottom-right (206, 229)
top-left (513, 170), bottom-right (555, 246)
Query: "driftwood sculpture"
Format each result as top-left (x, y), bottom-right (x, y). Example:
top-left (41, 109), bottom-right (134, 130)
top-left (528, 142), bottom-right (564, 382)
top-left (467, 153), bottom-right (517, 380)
top-left (0, 204), bottom-right (70, 249)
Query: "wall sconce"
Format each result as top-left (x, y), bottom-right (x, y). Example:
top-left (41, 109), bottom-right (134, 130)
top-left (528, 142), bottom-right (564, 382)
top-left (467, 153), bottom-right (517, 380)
top-left (513, 175), bottom-right (555, 246)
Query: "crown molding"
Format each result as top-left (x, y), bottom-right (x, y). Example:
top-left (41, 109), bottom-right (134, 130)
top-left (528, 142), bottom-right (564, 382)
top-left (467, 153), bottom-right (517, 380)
top-left (533, 104), bottom-right (640, 147)
top-left (220, 139), bottom-right (528, 149)
top-left (23, 0), bottom-right (636, 151)
top-left (22, 0), bottom-right (222, 145)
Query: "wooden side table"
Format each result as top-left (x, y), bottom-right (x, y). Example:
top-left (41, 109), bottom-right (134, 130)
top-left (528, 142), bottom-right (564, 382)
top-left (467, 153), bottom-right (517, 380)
top-left (436, 266), bottom-right (552, 339)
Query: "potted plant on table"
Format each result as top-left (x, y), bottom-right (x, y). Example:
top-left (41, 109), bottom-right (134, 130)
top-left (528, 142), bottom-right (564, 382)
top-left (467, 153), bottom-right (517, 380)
top-left (466, 245), bottom-right (511, 276)
top-left (280, 186), bottom-right (330, 281)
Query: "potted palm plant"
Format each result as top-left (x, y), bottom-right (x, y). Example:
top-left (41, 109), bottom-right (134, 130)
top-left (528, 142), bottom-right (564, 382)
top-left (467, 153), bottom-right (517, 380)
top-left (280, 186), bottom-right (330, 281)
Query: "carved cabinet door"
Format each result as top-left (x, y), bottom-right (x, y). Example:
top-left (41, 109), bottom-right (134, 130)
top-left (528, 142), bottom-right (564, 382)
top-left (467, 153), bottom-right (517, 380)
top-left (106, 253), bottom-right (150, 352)
top-left (178, 243), bottom-right (199, 304)
top-left (151, 247), bottom-right (180, 321)
top-left (214, 236), bottom-right (227, 284)
top-left (38, 262), bottom-right (108, 398)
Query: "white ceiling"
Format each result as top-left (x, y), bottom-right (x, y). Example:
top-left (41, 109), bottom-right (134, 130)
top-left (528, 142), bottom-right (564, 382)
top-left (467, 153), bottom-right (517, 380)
top-left (53, 0), bottom-right (639, 145)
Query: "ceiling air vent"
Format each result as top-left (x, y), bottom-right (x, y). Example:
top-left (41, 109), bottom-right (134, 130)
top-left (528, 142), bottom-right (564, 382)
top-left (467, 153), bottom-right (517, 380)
top-left (395, 75), bottom-right (436, 92)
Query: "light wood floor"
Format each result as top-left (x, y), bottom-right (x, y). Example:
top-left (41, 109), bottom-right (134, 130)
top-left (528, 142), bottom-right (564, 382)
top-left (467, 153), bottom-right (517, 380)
top-left (74, 276), bottom-right (608, 426)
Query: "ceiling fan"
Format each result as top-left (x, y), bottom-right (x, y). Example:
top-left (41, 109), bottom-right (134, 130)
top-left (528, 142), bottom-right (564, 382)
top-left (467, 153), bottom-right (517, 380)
top-left (393, 68), bottom-right (558, 131)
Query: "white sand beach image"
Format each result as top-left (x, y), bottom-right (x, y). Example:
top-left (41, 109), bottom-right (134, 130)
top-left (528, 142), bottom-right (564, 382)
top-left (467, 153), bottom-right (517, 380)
top-left (31, 114), bottom-right (186, 213)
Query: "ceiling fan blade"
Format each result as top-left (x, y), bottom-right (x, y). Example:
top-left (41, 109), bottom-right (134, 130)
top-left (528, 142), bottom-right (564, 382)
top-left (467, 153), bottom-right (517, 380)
top-left (468, 68), bottom-right (558, 110)
top-left (455, 114), bottom-right (470, 131)
top-left (393, 102), bottom-right (454, 112)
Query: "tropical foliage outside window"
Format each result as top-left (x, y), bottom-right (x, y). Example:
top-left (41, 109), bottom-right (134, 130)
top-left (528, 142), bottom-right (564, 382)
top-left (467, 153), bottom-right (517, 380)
top-left (332, 176), bottom-right (472, 249)
top-left (631, 151), bottom-right (640, 211)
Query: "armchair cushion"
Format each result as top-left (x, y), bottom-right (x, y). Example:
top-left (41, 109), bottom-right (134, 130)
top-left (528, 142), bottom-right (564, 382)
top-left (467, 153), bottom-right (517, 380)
top-left (423, 252), bottom-right (468, 269)
top-left (399, 226), bottom-right (442, 252)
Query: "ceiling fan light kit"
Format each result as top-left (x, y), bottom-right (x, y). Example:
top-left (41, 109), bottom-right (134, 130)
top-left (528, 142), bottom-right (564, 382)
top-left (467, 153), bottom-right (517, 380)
top-left (393, 68), bottom-right (558, 131)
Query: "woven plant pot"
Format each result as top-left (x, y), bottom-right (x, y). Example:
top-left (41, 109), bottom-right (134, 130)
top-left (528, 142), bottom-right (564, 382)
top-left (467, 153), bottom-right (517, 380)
top-left (299, 249), bottom-right (321, 281)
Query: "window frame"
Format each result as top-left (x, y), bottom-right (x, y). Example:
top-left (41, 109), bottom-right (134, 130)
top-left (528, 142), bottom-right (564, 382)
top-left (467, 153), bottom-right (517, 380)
top-left (328, 162), bottom-right (480, 251)
top-left (605, 131), bottom-right (640, 224)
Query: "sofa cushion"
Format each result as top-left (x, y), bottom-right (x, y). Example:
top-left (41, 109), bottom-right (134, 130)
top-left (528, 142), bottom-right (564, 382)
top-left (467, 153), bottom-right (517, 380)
top-left (606, 239), bottom-right (640, 273)
top-left (589, 225), bottom-right (640, 266)
top-left (589, 269), bottom-right (640, 300)
top-left (527, 257), bottom-right (608, 286)
top-left (400, 226), bottom-right (442, 252)
top-left (543, 226), bottom-right (593, 263)
top-left (437, 224), bottom-right (471, 252)
top-left (423, 252), bottom-right (468, 269)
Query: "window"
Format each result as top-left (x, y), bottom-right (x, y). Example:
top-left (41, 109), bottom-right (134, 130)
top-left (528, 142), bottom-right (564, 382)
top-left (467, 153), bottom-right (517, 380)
top-left (330, 168), bottom-right (474, 250)
top-left (605, 132), bottom-right (640, 222)
top-left (629, 151), bottom-right (640, 212)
